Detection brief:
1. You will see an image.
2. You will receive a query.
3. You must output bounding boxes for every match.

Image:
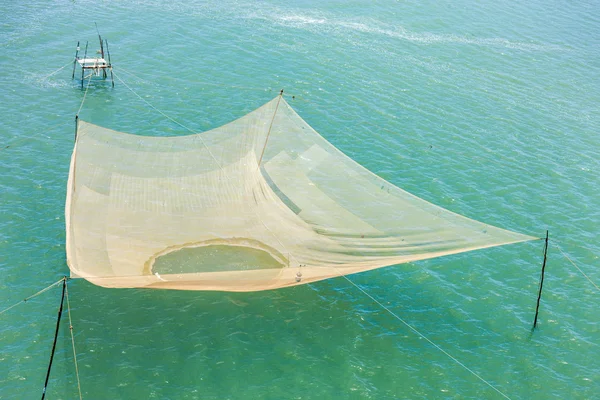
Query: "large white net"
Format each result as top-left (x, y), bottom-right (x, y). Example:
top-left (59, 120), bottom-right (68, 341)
top-left (66, 96), bottom-right (536, 291)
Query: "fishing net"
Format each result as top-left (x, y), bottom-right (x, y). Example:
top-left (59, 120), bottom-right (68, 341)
top-left (66, 96), bottom-right (536, 291)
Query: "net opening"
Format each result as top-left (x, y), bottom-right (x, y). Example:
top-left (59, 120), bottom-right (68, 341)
top-left (147, 239), bottom-right (288, 275)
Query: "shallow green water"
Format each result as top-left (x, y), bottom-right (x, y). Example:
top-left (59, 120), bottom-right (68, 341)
top-left (1, 1), bottom-right (599, 399)
top-left (153, 245), bottom-right (285, 274)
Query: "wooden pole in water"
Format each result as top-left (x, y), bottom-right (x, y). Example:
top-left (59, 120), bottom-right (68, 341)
top-left (81, 41), bottom-right (88, 90)
top-left (40, 278), bottom-right (66, 400)
top-left (72, 41), bottom-right (79, 79)
top-left (102, 40), bottom-right (107, 79)
top-left (105, 39), bottom-right (114, 87)
top-left (532, 230), bottom-right (549, 330)
top-left (95, 22), bottom-right (103, 58)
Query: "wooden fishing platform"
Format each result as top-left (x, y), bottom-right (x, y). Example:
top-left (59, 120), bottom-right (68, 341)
top-left (72, 32), bottom-right (114, 89)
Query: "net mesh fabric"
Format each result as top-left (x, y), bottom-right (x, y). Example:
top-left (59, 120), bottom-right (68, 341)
top-left (66, 96), bottom-right (536, 291)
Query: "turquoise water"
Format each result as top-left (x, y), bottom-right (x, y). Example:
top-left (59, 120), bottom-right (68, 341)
top-left (1, 1), bottom-right (599, 398)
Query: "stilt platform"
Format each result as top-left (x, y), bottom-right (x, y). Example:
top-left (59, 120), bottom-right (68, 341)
top-left (72, 31), bottom-right (114, 89)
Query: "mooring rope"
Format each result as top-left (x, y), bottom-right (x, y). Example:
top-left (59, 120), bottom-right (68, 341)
top-left (111, 70), bottom-right (223, 169)
top-left (0, 278), bottom-right (65, 315)
top-left (550, 239), bottom-right (597, 255)
top-left (39, 60), bottom-right (75, 81)
top-left (65, 281), bottom-right (83, 400)
top-left (76, 73), bottom-right (93, 117)
top-left (111, 66), bottom-right (152, 85)
top-left (2, 278), bottom-right (84, 397)
top-left (386, 122), bottom-right (532, 176)
top-left (113, 66), bottom-right (273, 93)
top-left (2, 120), bottom-right (71, 151)
top-left (341, 275), bottom-right (512, 400)
top-left (553, 242), bottom-right (599, 292)
top-left (40, 277), bottom-right (67, 400)
top-left (112, 70), bottom-right (196, 133)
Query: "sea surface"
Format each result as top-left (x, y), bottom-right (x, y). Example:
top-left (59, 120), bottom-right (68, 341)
top-left (1, 1), bottom-right (598, 399)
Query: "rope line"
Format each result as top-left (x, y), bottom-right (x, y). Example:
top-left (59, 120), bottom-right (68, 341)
top-left (39, 60), bottom-right (75, 81)
top-left (65, 281), bottom-right (83, 400)
top-left (341, 275), bottom-right (512, 400)
top-left (112, 70), bottom-right (196, 133)
top-left (257, 90), bottom-right (283, 167)
top-left (41, 277), bottom-right (67, 400)
top-left (554, 243), bottom-right (599, 292)
top-left (113, 66), bottom-right (273, 93)
top-left (170, 78), bottom-right (273, 93)
top-left (111, 70), bottom-right (223, 169)
top-left (2, 120), bottom-right (70, 151)
top-left (550, 239), bottom-right (598, 258)
top-left (111, 66), bottom-right (152, 85)
top-left (76, 74), bottom-right (93, 117)
top-left (0, 278), bottom-right (65, 315)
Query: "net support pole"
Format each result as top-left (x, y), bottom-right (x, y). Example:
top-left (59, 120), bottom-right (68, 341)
top-left (72, 41), bottom-right (80, 79)
top-left (74, 115), bottom-right (78, 142)
top-left (101, 40), bottom-right (107, 79)
top-left (81, 41), bottom-right (88, 90)
top-left (257, 89), bottom-right (284, 168)
top-left (40, 277), bottom-right (67, 400)
top-left (532, 230), bottom-right (549, 331)
top-left (105, 39), bottom-right (114, 87)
